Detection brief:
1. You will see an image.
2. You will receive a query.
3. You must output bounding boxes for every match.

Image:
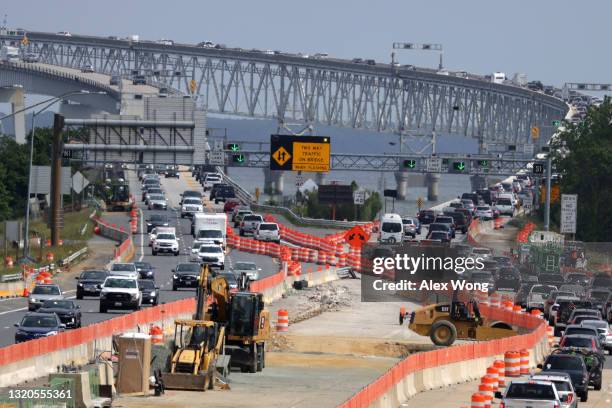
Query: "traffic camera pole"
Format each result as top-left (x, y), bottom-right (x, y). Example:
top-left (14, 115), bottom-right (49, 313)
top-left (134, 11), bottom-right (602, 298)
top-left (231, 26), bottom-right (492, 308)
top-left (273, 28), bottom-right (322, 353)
top-left (50, 114), bottom-right (64, 246)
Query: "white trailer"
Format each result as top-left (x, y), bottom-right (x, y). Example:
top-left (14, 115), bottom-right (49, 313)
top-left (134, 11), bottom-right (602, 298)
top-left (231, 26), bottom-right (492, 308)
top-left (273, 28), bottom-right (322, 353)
top-left (0, 46), bottom-right (20, 62)
top-left (193, 212), bottom-right (227, 247)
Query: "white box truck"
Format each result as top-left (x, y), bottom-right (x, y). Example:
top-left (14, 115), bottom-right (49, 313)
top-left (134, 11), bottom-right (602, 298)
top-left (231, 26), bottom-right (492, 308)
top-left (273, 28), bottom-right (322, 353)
top-left (193, 213), bottom-right (227, 247)
top-left (1, 46), bottom-right (20, 63)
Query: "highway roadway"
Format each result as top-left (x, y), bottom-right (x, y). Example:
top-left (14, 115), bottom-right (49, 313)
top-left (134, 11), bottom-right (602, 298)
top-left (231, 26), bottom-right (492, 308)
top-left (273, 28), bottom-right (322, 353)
top-left (0, 169), bottom-right (280, 348)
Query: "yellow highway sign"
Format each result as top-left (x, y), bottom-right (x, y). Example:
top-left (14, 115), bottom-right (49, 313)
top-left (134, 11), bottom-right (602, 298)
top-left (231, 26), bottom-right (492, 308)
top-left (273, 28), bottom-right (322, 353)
top-left (269, 135), bottom-right (330, 172)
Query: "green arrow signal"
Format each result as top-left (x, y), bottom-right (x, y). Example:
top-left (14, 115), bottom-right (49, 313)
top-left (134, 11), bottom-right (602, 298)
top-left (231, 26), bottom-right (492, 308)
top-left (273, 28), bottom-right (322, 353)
top-left (453, 161), bottom-right (465, 171)
top-left (228, 143), bottom-right (240, 152)
top-left (233, 154), bottom-right (245, 163)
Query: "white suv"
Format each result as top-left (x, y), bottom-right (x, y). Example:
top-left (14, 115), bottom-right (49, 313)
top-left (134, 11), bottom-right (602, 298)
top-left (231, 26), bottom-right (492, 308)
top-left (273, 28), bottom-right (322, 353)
top-left (152, 232), bottom-right (180, 256)
top-left (99, 276), bottom-right (141, 313)
top-left (197, 244), bottom-right (225, 269)
top-left (203, 173), bottom-right (222, 191)
top-left (109, 263), bottom-right (139, 279)
top-left (254, 222), bottom-right (281, 244)
top-left (181, 197), bottom-right (204, 218)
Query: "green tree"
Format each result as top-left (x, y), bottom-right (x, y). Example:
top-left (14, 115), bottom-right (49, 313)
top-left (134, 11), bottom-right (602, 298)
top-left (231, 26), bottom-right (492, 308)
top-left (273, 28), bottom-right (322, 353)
top-left (550, 98), bottom-right (612, 241)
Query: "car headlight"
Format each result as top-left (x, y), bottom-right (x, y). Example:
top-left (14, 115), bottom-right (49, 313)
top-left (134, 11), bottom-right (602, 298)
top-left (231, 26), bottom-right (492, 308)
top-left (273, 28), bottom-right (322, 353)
top-left (150, 291), bottom-right (156, 297)
top-left (29, 298), bottom-right (36, 303)
top-left (131, 293), bottom-right (138, 300)
top-left (100, 293), bottom-right (107, 299)
top-left (16, 330), bottom-right (26, 335)
top-left (146, 271), bottom-right (153, 275)
top-left (78, 283), bottom-right (83, 287)
top-left (45, 331), bottom-right (58, 336)
top-left (173, 274), bottom-right (178, 279)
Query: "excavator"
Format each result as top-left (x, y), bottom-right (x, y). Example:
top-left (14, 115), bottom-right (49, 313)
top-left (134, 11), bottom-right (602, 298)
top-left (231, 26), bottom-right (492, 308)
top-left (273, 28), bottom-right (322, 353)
top-left (161, 264), bottom-right (270, 391)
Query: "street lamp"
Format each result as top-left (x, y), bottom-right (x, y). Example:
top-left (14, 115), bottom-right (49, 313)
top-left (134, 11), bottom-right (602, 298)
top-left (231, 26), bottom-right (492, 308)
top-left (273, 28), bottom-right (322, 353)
top-left (1, 90), bottom-right (107, 262)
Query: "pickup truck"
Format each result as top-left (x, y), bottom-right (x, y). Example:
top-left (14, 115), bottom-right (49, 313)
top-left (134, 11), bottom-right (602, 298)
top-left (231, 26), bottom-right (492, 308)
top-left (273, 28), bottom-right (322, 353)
top-left (240, 214), bottom-right (263, 236)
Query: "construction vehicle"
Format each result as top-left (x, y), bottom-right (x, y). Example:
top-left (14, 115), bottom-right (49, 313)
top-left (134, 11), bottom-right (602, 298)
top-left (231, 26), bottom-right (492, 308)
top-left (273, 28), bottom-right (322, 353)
top-left (162, 265), bottom-right (270, 391)
top-left (102, 182), bottom-right (131, 211)
top-left (408, 291), bottom-right (516, 346)
top-left (208, 273), bottom-right (270, 373)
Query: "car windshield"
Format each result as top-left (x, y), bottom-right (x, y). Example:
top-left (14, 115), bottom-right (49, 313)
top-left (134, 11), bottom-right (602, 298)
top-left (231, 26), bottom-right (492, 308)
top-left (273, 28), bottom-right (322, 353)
top-left (192, 242), bottom-right (203, 250)
top-left (138, 280), bottom-right (155, 289)
top-left (381, 222), bottom-right (402, 233)
top-left (436, 217), bottom-right (453, 223)
top-left (176, 263), bottom-right (200, 272)
top-left (477, 206), bottom-right (490, 211)
top-left (430, 232), bottom-right (447, 239)
top-left (150, 195), bottom-right (165, 201)
top-left (112, 263), bottom-right (135, 271)
top-left (41, 300), bottom-right (73, 309)
top-left (21, 315), bottom-right (58, 328)
top-left (156, 234), bottom-right (175, 240)
top-left (505, 383), bottom-right (556, 400)
top-left (552, 380), bottom-right (571, 392)
top-left (402, 218), bottom-right (415, 224)
top-left (150, 215), bottom-right (167, 222)
top-left (184, 199), bottom-right (201, 205)
top-left (244, 215), bottom-right (263, 221)
top-left (104, 278), bottom-right (137, 288)
top-left (472, 273), bottom-right (492, 281)
top-left (134, 263), bottom-right (151, 270)
top-left (235, 262), bottom-right (256, 270)
top-left (198, 230), bottom-right (222, 238)
top-left (472, 248), bottom-right (490, 255)
top-left (582, 320), bottom-right (607, 329)
top-left (32, 286), bottom-right (60, 295)
top-left (147, 189), bottom-right (163, 195)
top-left (200, 246), bottom-right (222, 253)
top-left (562, 337), bottom-right (593, 348)
top-left (219, 274), bottom-right (237, 283)
top-left (183, 191), bottom-right (202, 198)
top-left (259, 224), bottom-right (278, 231)
top-left (497, 198), bottom-right (512, 205)
top-left (81, 271), bottom-right (107, 280)
top-left (590, 291), bottom-right (609, 301)
top-left (545, 356), bottom-right (583, 370)
top-left (533, 286), bottom-right (554, 294)
top-left (565, 327), bottom-right (597, 336)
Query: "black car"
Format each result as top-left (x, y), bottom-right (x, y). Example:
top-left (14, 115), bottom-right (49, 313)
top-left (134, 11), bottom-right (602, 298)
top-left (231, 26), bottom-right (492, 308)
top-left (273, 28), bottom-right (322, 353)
top-left (14, 312), bottom-right (64, 343)
top-left (539, 353), bottom-right (589, 401)
top-left (417, 210), bottom-right (436, 225)
top-left (210, 184), bottom-right (236, 204)
top-left (134, 262), bottom-right (155, 279)
top-left (448, 212), bottom-right (468, 234)
top-left (38, 299), bottom-right (82, 329)
top-left (138, 279), bottom-right (159, 306)
top-left (165, 168), bottom-right (179, 178)
top-left (461, 192), bottom-right (480, 206)
top-left (433, 216), bottom-right (456, 238)
top-left (75, 269), bottom-right (109, 299)
top-left (146, 214), bottom-right (169, 233)
top-left (427, 223), bottom-right (453, 240)
top-left (132, 75), bottom-right (146, 85)
top-left (172, 263), bottom-right (201, 290)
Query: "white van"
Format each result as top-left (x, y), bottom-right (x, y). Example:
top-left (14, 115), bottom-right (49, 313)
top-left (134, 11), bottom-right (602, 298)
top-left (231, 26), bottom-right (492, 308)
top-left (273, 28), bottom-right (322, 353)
top-left (379, 213), bottom-right (404, 244)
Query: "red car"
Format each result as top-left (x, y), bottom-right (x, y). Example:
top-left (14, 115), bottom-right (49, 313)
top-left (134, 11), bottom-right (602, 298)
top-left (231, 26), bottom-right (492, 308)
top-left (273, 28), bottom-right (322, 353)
top-left (223, 199), bottom-right (241, 213)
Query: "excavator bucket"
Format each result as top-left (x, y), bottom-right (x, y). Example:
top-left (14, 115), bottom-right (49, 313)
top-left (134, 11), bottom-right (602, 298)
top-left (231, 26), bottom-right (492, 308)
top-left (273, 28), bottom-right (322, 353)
top-left (162, 372), bottom-right (208, 391)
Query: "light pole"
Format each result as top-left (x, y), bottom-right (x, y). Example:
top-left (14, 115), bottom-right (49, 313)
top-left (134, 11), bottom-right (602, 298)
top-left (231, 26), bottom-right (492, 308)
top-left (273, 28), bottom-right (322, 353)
top-left (0, 90), bottom-right (106, 262)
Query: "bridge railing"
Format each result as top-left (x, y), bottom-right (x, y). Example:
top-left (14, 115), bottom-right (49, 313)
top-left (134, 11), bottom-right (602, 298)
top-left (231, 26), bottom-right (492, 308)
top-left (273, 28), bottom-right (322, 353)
top-left (0, 61), bottom-right (120, 99)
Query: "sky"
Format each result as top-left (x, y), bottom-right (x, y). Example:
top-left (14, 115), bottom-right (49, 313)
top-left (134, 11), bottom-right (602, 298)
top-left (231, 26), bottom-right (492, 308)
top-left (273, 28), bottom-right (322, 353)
top-left (1, 0), bottom-right (609, 87)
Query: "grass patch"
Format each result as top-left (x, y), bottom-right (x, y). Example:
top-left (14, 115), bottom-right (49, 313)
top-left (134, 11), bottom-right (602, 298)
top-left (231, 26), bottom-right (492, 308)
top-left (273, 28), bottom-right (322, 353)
top-left (0, 209), bottom-right (95, 276)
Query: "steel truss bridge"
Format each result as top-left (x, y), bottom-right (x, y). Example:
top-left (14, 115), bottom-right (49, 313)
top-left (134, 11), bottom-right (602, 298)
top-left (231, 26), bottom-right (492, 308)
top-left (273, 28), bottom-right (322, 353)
top-left (224, 150), bottom-right (539, 176)
top-left (1, 31), bottom-right (568, 149)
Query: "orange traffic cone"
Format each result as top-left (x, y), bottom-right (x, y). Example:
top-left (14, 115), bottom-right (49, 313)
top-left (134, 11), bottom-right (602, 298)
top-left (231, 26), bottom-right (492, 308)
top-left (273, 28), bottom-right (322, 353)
top-left (22, 287), bottom-right (29, 297)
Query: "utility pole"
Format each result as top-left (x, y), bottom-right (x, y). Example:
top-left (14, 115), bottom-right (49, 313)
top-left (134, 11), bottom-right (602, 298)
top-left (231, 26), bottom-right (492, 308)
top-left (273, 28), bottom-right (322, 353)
top-left (50, 114), bottom-right (64, 246)
top-left (544, 154), bottom-right (552, 231)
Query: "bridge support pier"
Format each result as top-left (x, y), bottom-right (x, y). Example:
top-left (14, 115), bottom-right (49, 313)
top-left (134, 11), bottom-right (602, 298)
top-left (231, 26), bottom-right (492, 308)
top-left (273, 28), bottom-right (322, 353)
top-left (263, 169), bottom-right (284, 196)
top-left (394, 169), bottom-right (410, 201)
top-left (0, 86), bottom-right (25, 144)
top-left (469, 175), bottom-right (488, 193)
top-left (426, 173), bottom-right (441, 202)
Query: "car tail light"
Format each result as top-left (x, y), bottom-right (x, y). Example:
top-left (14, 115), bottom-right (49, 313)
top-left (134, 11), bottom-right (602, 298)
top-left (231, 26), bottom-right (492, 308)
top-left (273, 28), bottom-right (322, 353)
top-left (566, 393), bottom-right (573, 403)
top-left (499, 403), bottom-right (505, 408)
top-left (553, 403), bottom-right (559, 408)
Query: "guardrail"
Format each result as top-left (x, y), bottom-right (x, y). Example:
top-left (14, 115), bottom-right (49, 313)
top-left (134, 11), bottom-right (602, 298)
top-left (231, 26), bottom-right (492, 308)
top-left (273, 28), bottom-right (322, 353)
top-left (217, 168), bottom-right (372, 230)
top-left (58, 247), bottom-right (87, 267)
top-left (0, 273), bottom-right (22, 283)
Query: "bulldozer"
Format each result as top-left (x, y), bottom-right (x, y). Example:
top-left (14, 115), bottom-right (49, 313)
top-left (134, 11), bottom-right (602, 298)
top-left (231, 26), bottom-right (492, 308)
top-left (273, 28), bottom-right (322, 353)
top-left (408, 293), bottom-right (516, 347)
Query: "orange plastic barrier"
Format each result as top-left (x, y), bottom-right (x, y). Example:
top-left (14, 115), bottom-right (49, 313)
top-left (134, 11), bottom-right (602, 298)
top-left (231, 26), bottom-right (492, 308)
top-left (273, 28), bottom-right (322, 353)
top-left (276, 309), bottom-right (289, 332)
top-left (504, 351), bottom-right (521, 377)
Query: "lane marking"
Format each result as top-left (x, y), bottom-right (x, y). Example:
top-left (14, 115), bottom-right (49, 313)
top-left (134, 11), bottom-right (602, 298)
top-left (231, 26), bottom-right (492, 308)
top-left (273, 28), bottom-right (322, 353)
top-left (138, 208), bottom-right (145, 261)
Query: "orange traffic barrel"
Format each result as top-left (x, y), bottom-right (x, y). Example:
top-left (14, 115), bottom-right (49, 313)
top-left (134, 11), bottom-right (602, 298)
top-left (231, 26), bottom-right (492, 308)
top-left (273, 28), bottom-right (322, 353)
top-left (149, 325), bottom-right (163, 343)
top-left (493, 360), bottom-right (506, 387)
top-left (478, 383), bottom-right (493, 408)
top-left (276, 309), bottom-right (289, 332)
top-left (504, 351), bottom-right (520, 377)
top-left (519, 349), bottom-right (530, 374)
top-left (45, 252), bottom-right (54, 262)
top-left (485, 367), bottom-right (499, 391)
top-left (471, 393), bottom-right (486, 408)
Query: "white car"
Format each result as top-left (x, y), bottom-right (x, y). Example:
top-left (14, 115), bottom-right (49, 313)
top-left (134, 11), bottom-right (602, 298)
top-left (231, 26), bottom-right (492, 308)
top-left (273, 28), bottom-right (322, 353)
top-left (254, 222), bottom-right (281, 243)
top-left (203, 173), bottom-right (222, 191)
top-left (109, 263), bottom-right (139, 279)
top-left (494, 197), bottom-right (515, 216)
top-left (470, 247), bottom-right (492, 260)
top-left (148, 226), bottom-right (175, 247)
top-left (496, 380), bottom-right (567, 408)
top-left (232, 261), bottom-right (261, 281)
top-left (581, 319), bottom-right (612, 352)
top-left (152, 232), bottom-right (180, 256)
top-left (81, 64), bottom-right (95, 73)
top-left (99, 276), bottom-right (141, 313)
top-left (198, 244), bottom-right (225, 269)
top-left (528, 374), bottom-right (577, 408)
top-left (180, 198), bottom-right (203, 218)
top-left (475, 205), bottom-right (494, 220)
top-left (190, 241), bottom-right (204, 262)
top-left (147, 194), bottom-right (168, 211)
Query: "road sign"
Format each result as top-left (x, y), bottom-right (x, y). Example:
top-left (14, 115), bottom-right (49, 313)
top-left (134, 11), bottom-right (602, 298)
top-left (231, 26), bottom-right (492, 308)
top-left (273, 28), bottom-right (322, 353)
top-left (560, 194), bottom-right (577, 234)
top-left (426, 157), bottom-right (442, 173)
top-left (209, 150), bottom-right (226, 165)
top-left (353, 191), bottom-right (365, 205)
top-left (272, 146), bottom-right (291, 167)
top-left (417, 197), bottom-right (424, 210)
top-left (344, 225), bottom-right (369, 248)
top-left (318, 185), bottom-right (353, 204)
top-left (295, 173), bottom-right (304, 188)
top-left (21, 35), bottom-right (29, 46)
top-left (189, 79), bottom-right (197, 94)
top-left (533, 163), bottom-right (545, 175)
top-left (269, 135), bottom-right (330, 172)
top-left (62, 149), bottom-right (73, 159)
top-left (71, 171), bottom-right (89, 194)
top-left (531, 126), bottom-right (540, 139)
